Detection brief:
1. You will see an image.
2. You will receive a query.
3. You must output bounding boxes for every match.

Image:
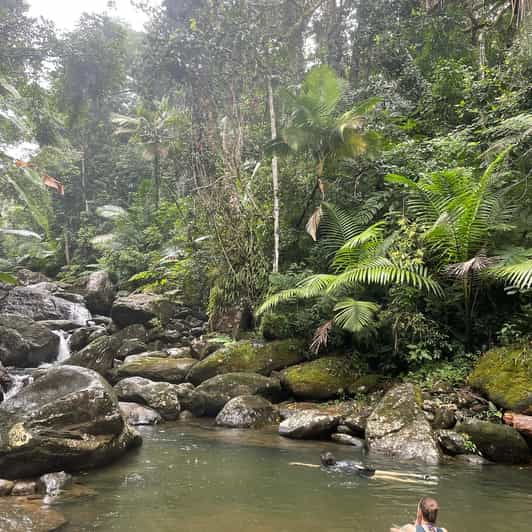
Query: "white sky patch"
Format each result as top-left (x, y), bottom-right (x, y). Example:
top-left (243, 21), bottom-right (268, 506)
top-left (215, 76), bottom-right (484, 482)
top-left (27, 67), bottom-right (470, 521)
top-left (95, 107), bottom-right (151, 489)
top-left (27, 0), bottom-right (160, 32)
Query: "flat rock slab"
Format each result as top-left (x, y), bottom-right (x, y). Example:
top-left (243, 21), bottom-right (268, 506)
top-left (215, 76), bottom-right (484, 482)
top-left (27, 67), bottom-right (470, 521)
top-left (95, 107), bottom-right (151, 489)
top-left (119, 402), bottom-right (162, 425)
top-left (116, 355), bottom-right (197, 384)
top-left (279, 410), bottom-right (341, 439)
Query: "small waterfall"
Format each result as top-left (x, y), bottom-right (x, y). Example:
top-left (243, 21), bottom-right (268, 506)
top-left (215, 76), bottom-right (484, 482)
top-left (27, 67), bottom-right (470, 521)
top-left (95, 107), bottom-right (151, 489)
top-left (53, 330), bottom-right (71, 362)
top-left (3, 371), bottom-right (33, 401)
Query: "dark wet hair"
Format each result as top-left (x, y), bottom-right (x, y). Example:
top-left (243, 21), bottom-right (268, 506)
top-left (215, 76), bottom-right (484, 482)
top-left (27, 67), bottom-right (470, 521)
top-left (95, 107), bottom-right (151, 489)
top-left (320, 452), bottom-right (336, 466)
top-left (419, 497), bottom-right (439, 524)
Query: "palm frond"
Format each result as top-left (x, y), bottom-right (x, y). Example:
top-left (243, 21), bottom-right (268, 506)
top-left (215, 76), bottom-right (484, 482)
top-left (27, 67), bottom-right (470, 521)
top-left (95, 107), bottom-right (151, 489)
top-left (333, 299), bottom-right (380, 333)
top-left (489, 261), bottom-right (532, 290)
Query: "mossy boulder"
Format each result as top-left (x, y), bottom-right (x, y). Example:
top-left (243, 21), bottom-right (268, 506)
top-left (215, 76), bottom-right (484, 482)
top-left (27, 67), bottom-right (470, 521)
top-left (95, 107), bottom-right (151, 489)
top-left (215, 395), bottom-right (280, 428)
top-left (111, 293), bottom-right (176, 328)
top-left (115, 353), bottom-right (197, 384)
top-left (280, 356), bottom-right (359, 400)
top-left (455, 419), bottom-right (530, 464)
top-left (469, 344), bottom-right (532, 414)
top-left (187, 339), bottom-right (307, 385)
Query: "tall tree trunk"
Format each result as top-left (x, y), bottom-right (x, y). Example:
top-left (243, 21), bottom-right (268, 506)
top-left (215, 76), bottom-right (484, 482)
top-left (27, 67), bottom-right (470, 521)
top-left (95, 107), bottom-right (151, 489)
top-left (81, 147), bottom-right (89, 214)
top-left (154, 151), bottom-right (160, 210)
top-left (268, 77), bottom-right (280, 274)
top-left (64, 227), bottom-right (71, 265)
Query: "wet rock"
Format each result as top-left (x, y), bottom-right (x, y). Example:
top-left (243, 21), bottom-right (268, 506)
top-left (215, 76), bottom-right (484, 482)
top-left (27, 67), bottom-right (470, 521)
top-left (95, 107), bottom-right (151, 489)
top-left (455, 419), bottom-right (530, 464)
top-left (366, 383), bottom-right (441, 465)
top-left (40, 472), bottom-right (72, 495)
top-left (187, 339), bottom-right (307, 385)
top-left (112, 323), bottom-right (147, 344)
top-left (436, 429), bottom-right (469, 455)
top-left (190, 335), bottom-right (228, 360)
top-left (430, 408), bottom-right (456, 430)
top-left (343, 404), bottom-right (374, 437)
top-left (0, 314), bottom-right (59, 367)
top-left (216, 395), bottom-right (279, 428)
top-left (69, 326), bottom-right (105, 352)
top-left (119, 402), bottom-right (162, 425)
top-left (455, 454), bottom-right (493, 465)
top-left (116, 354), bottom-right (197, 384)
top-left (11, 480), bottom-right (41, 496)
top-left (469, 344), bottom-right (532, 414)
top-left (64, 335), bottom-right (119, 376)
top-left (0, 363), bottom-right (11, 395)
top-left (0, 365), bottom-right (141, 479)
top-left (84, 271), bottom-right (116, 315)
top-left (167, 346), bottom-right (193, 358)
top-left (111, 293), bottom-right (176, 328)
top-left (0, 479), bottom-right (14, 496)
top-left (179, 410), bottom-right (195, 421)
top-left (331, 433), bottom-right (365, 447)
top-left (174, 383), bottom-right (207, 417)
top-left (37, 320), bottom-right (81, 331)
top-left (116, 339), bottom-right (149, 359)
top-left (0, 498), bottom-right (67, 531)
top-left (114, 377), bottom-right (181, 420)
top-left (279, 410), bottom-right (341, 439)
top-left (280, 356), bottom-right (358, 400)
top-left (196, 372), bottom-right (285, 416)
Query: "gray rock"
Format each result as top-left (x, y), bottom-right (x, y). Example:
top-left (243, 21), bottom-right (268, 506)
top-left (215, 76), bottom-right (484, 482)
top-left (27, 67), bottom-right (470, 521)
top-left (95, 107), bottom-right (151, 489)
top-left (279, 410), bottom-right (341, 439)
top-left (0, 479), bottom-right (14, 496)
top-left (366, 383), bottom-right (441, 465)
top-left (331, 433), bottom-right (365, 447)
top-left (114, 377), bottom-right (181, 420)
top-left (455, 454), bottom-right (493, 465)
top-left (436, 429), bottom-right (469, 455)
top-left (166, 347), bottom-right (192, 358)
top-left (0, 366), bottom-right (141, 479)
top-left (116, 354), bottom-right (197, 384)
top-left (64, 335), bottom-right (119, 376)
top-left (216, 395), bottom-right (280, 428)
top-left (174, 383), bottom-right (207, 417)
top-left (111, 294), bottom-right (176, 328)
top-left (343, 404), bottom-right (374, 437)
top-left (119, 402), bottom-right (162, 425)
top-left (11, 481), bottom-right (41, 496)
top-left (0, 314), bottom-right (59, 367)
top-left (39, 472), bottom-right (72, 495)
top-left (85, 271), bottom-right (116, 315)
top-left (0, 497), bottom-right (67, 530)
top-left (36, 320), bottom-right (81, 331)
top-left (116, 339), bottom-right (149, 359)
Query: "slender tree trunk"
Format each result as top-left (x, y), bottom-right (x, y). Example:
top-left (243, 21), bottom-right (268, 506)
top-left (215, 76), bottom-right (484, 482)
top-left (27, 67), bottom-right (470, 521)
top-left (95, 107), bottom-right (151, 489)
top-left (64, 227), bottom-right (71, 265)
top-left (268, 77), bottom-right (280, 274)
top-left (464, 276), bottom-right (472, 350)
top-left (154, 151), bottom-right (160, 209)
top-left (81, 147), bottom-right (89, 214)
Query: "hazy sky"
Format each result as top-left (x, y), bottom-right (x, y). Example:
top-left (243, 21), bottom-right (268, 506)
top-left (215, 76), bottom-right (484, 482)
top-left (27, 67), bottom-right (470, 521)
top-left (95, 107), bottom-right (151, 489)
top-left (28, 0), bottom-right (160, 32)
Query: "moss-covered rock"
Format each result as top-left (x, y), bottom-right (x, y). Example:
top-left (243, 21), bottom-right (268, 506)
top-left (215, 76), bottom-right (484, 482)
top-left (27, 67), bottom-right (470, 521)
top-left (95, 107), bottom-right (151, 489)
top-left (469, 344), bottom-right (532, 414)
top-left (115, 353), bottom-right (197, 384)
top-left (187, 339), bottom-right (307, 385)
top-left (280, 356), bottom-right (359, 400)
top-left (215, 395), bottom-right (280, 428)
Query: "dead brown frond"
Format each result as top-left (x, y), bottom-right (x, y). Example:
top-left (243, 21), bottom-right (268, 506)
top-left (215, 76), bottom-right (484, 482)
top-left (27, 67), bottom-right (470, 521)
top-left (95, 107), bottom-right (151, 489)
top-left (446, 251), bottom-right (499, 279)
top-left (310, 320), bottom-right (333, 354)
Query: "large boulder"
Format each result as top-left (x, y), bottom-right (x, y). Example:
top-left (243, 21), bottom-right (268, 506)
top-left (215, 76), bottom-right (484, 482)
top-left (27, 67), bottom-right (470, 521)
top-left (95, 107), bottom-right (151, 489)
top-left (115, 353), bottom-right (197, 384)
top-left (187, 339), bottom-right (307, 385)
top-left (114, 377), bottom-right (181, 420)
top-left (111, 293), bottom-right (176, 328)
top-left (196, 372), bottom-right (285, 416)
top-left (279, 410), bottom-right (341, 439)
top-left (216, 395), bottom-right (280, 428)
top-left (174, 383), bottom-right (207, 417)
top-left (119, 402), bottom-right (162, 426)
top-left (0, 365), bottom-right (141, 479)
top-left (455, 419), bottom-right (530, 464)
top-left (84, 271), bottom-right (116, 315)
top-left (280, 356), bottom-right (358, 400)
top-left (469, 344), bottom-right (532, 415)
top-left (366, 383), bottom-right (441, 465)
top-left (436, 429), bottom-right (470, 456)
top-left (64, 335), bottom-right (119, 376)
top-left (0, 284), bottom-right (91, 325)
top-left (0, 314), bottom-right (59, 367)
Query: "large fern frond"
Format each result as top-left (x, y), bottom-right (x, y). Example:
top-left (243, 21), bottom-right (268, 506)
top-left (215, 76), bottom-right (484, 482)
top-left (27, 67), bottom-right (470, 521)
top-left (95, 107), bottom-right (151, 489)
top-left (333, 299), bottom-right (380, 333)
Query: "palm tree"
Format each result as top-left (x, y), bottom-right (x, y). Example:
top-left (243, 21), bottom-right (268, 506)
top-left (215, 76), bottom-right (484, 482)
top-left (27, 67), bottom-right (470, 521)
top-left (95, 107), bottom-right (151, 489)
top-left (257, 202), bottom-right (442, 350)
top-left (386, 149), bottom-right (532, 347)
top-left (112, 97), bottom-right (180, 209)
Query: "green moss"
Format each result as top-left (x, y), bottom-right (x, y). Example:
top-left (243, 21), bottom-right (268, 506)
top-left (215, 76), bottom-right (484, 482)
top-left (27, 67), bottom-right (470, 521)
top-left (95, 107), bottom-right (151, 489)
top-left (469, 344), bottom-right (532, 414)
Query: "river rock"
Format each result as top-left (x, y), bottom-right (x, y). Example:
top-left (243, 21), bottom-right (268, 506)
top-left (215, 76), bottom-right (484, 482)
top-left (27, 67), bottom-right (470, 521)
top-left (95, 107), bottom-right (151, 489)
top-left (0, 498), bottom-right (67, 531)
top-left (455, 454), bottom-right (493, 465)
top-left (114, 377), bottom-right (181, 420)
top-left (64, 335), bottom-right (119, 376)
top-left (190, 335), bottom-right (230, 360)
top-left (116, 354), bottom-right (197, 384)
top-left (119, 402), bottom-right (162, 425)
top-left (279, 410), bottom-right (341, 439)
top-left (455, 419), bottom-right (530, 464)
top-left (37, 319), bottom-right (81, 331)
top-left (469, 344), bottom-right (532, 415)
top-left (0, 314), bottom-right (59, 367)
top-left (343, 403), bottom-right (374, 437)
top-left (196, 372), bottom-right (284, 416)
top-left (280, 356), bottom-right (358, 400)
top-left (216, 395), bottom-right (280, 428)
top-left (436, 429), bottom-right (469, 455)
top-left (0, 479), bottom-right (14, 496)
top-left (331, 433), bottom-right (365, 447)
top-left (69, 326), bottom-right (103, 352)
top-left (84, 271), bottom-right (116, 315)
top-left (15, 269), bottom-right (50, 286)
top-left (187, 339), bottom-right (306, 385)
top-left (40, 472), bottom-right (72, 495)
top-left (167, 346), bottom-right (193, 358)
top-left (174, 383), bottom-right (207, 416)
top-left (366, 383), bottom-right (441, 465)
top-left (116, 339), bottom-right (149, 359)
top-left (111, 293), bottom-right (176, 328)
top-left (0, 365), bottom-right (141, 479)
top-left (11, 480), bottom-right (41, 496)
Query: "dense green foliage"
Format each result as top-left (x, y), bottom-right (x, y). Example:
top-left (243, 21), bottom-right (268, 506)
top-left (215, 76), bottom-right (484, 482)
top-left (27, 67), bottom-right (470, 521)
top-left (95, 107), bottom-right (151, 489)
top-left (1, 0), bottom-right (531, 375)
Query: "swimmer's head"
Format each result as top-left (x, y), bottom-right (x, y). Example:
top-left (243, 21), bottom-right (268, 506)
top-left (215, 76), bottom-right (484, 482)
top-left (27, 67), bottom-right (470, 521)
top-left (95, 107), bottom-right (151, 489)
top-left (320, 452), bottom-right (336, 466)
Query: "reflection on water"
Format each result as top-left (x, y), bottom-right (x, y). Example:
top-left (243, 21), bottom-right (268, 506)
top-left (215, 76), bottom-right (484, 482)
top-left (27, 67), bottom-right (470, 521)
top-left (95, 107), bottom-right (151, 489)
top-left (53, 422), bottom-right (532, 532)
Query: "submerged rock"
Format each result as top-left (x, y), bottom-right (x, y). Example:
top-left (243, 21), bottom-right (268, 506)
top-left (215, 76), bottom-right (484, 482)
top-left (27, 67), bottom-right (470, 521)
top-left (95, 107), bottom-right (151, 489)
top-left (119, 402), bottom-right (162, 425)
top-left (0, 314), bottom-right (59, 367)
top-left (0, 366), bottom-right (141, 479)
top-left (455, 419), bottom-right (530, 464)
top-left (187, 339), bottom-right (307, 385)
top-left (279, 410), bottom-right (341, 439)
top-left (0, 498), bottom-right (67, 531)
top-left (111, 293), bottom-right (176, 328)
top-left (469, 344), bottom-right (532, 414)
top-left (116, 354), bottom-right (197, 384)
top-left (216, 395), bottom-right (280, 428)
top-left (331, 433), bottom-right (365, 447)
top-left (280, 356), bottom-right (358, 400)
top-left (366, 383), bottom-right (441, 465)
top-left (196, 372), bottom-right (284, 416)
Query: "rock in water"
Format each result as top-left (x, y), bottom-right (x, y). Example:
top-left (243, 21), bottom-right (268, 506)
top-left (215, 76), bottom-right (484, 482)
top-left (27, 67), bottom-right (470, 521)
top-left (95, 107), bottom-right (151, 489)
top-left (119, 402), bottom-right (162, 425)
top-left (366, 383), bottom-right (441, 465)
top-left (331, 433), bottom-right (365, 447)
top-left (0, 498), bottom-right (67, 532)
top-left (187, 339), bottom-right (307, 385)
top-left (39, 472), bottom-right (72, 495)
top-left (455, 419), bottom-right (530, 464)
top-left (116, 354), bottom-right (197, 384)
top-left (0, 365), bottom-right (141, 479)
top-left (278, 410), bottom-right (341, 439)
top-left (436, 429), bottom-right (470, 456)
top-left (64, 335), bottom-right (119, 376)
top-left (84, 271), bottom-right (116, 315)
top-left (469, 344), bottom-right (532, 414)
top-left (216, 395), bottom-right (280, 428)
top-left (0, 314), bottom-right (60, 367)
top-left (111, 293), bottom-right (176, 328)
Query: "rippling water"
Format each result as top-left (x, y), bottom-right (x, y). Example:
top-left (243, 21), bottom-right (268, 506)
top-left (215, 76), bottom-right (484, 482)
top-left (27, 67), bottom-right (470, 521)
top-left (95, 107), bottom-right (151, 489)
top-left (53, 422), bottom-right (532, 531)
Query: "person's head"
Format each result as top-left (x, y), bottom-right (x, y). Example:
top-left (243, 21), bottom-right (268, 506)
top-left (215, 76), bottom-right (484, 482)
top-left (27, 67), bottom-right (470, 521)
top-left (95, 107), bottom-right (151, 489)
top-left (417, 497), bottom-right (439, 524)
top-left (320, 452), bottom-right (337, 466)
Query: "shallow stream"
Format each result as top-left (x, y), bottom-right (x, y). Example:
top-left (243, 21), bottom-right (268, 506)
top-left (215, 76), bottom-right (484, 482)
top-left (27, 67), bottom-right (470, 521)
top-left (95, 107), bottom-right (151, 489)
top-left (50, 422), bottom-right (532, 531)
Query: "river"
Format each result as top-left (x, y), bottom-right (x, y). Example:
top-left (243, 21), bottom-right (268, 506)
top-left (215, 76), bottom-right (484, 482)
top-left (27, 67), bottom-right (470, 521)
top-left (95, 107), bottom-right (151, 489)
top-left (49, 421), bottom-right (532, 531)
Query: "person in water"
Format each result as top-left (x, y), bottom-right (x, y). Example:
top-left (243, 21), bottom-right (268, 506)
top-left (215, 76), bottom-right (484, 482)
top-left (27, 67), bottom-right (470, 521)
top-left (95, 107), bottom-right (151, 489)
top-left (390, 497), bottom-right (448, 532)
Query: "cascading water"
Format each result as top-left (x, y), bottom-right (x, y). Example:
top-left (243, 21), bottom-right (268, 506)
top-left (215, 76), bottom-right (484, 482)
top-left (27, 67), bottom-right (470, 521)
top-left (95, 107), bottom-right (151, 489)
top-left (53, 329), bottom-right (71, 363)
top-left (3, 370), bottom-right (33, 401)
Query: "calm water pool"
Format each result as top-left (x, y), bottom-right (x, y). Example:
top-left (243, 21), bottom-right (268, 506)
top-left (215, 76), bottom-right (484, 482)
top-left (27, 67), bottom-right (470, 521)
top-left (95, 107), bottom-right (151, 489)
top-left (52, 422), bottom-right (531, 531)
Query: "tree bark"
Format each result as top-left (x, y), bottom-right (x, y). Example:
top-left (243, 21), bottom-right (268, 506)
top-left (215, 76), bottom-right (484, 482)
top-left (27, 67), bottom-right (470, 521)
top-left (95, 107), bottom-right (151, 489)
top-left (268, 77), bottom-right (280, 274)
top-left (154, 150), bottom-right (160, 210)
